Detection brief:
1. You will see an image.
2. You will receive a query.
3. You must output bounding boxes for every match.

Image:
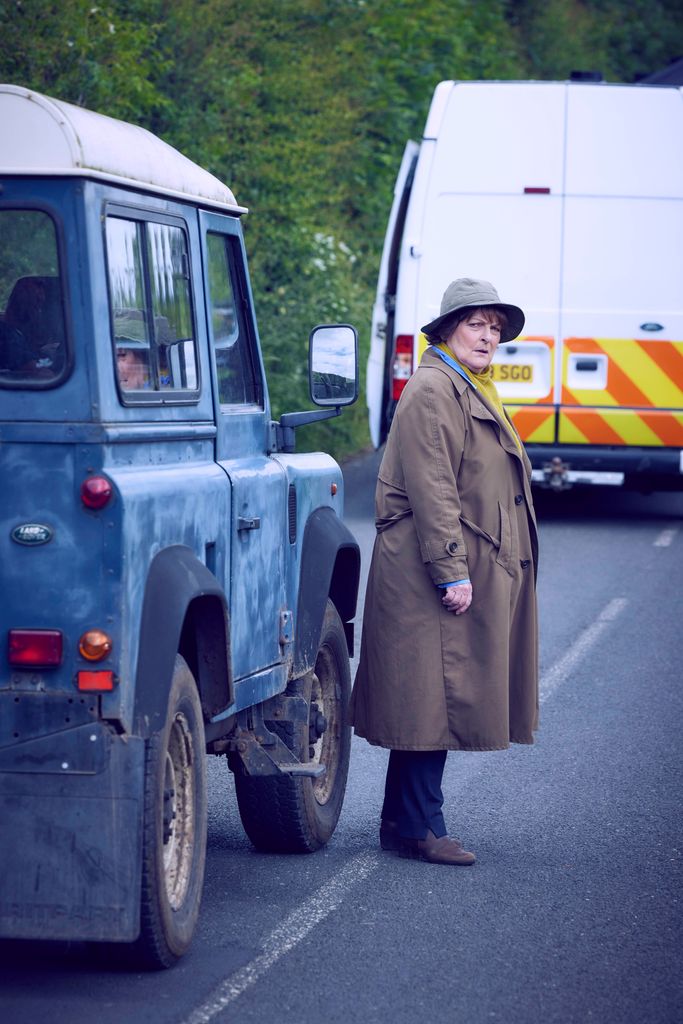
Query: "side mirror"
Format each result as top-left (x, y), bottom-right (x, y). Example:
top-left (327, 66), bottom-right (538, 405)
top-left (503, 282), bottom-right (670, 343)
top-left (309, 324), bottom-right (359, 407)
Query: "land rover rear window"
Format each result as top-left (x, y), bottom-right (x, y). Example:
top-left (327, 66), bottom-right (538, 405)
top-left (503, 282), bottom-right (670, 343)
top-left (0, 210), bottom-right (68, 388)
top-left (106, 215), bottom-right (199, 399)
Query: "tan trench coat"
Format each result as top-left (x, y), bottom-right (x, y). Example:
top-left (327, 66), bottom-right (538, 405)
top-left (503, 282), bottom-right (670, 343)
top-left (349, 348), bottom-right (539, 751)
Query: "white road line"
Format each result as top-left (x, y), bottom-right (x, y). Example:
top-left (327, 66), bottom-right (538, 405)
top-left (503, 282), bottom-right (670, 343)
top-left (184, 850), bottom-right (380, 1024)
top-left (653, 527), bottom-right (678, 548)
top-left (185, 598), bottom-right (627, 1022)
top-left (539, 597), bottom-right (628, 704)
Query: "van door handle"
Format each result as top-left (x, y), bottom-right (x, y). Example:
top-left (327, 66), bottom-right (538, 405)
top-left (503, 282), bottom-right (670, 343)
top-left (575, 359), bottom-right (599, 371)
top-left (237, 516), bottom-right (261, 531)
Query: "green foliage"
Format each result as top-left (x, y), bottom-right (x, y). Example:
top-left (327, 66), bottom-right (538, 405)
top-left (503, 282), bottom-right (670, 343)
top-left (508, 0), bottom-right (683, 82)
top-left (1, 0), bottom-right (681, 457)
top-left (0, 1), bottom-right (170, 119)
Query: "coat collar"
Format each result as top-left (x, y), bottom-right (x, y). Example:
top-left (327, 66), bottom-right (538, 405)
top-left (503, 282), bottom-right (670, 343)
top-left (419, 346), bottom-right (471, 394)
top-left (428, 344), bottom-right (476, 387)
top-left (418, 348), bottom-right (527, 465)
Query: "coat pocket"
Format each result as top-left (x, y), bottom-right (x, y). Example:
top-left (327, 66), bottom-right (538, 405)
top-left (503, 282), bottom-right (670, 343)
top-left (494, 502), bottom-right (515, 574)
top-left (460, 504), bottom-right (516, 576)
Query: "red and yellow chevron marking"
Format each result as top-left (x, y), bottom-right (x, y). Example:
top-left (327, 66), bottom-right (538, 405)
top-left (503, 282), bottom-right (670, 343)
top-left (559, 337), bottom-right (683, 447)
top-left (414, 332), bottom-right (683, 447)
top-left (562, 337), bottom-right (683, 409)
top-left (506, 405), bottom-right (555, 443)
top-left (559, 408), bottom-right (683, 446)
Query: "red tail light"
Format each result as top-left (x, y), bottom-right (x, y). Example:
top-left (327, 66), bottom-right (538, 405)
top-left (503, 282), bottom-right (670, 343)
top-left (77, 670), bottom-right (115, 692)
top-left (9, 629), bottom-right (63, 667)
top-left (81, 475), bottom-right (113, 510)
top-left (392, 334), bottom-right (414, 400)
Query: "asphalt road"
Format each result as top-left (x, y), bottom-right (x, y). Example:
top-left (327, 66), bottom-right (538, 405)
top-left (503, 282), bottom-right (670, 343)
top-left (2, 449), bottom-right (682, 1024)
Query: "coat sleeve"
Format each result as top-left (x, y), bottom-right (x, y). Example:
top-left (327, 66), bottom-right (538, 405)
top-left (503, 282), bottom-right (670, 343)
top-left (393, 369), bottom-right (470, 585)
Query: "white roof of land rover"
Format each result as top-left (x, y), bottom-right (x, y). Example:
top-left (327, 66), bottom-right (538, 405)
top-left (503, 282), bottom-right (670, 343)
top-left (0, 84), bottom-right (246, 213)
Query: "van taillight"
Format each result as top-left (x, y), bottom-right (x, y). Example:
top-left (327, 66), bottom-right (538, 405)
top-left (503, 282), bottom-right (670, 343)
top-left (392, 335), bottom-right (414, 400)
top-left (9, 629), bottom-right (63, 667)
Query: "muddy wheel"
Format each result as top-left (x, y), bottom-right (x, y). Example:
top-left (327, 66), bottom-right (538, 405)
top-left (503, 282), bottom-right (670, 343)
top-left (234, 600), bottom-right (351, 853)
top-left (132, 655), bottom-right (207, 969)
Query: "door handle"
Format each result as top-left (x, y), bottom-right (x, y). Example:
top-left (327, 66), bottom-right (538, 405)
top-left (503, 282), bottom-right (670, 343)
top-left (237, 516), bottom-right (261, 531)
top-left (575, 359), bottom-right (599, 371)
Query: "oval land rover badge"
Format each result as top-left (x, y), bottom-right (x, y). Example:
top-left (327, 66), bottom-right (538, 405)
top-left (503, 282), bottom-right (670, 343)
top-left (11, 523), bottom-right (54, 546)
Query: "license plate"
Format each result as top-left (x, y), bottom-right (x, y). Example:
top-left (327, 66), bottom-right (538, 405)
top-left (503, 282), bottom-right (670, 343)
top-left (491, 363), bottom-right (534, 383)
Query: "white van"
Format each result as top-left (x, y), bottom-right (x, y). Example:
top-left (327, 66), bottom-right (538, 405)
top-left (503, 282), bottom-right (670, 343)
top-left (367, 79), bottom-right (683, 490)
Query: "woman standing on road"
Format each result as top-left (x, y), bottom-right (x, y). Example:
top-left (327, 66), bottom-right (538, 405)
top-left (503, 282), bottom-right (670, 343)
top-left (349, 278), bottom-right (539, 866)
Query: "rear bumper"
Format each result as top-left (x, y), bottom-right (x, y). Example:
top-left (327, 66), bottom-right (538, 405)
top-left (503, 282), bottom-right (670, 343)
top-left (0, 730), bottom-right (144, 942)
top-left (527, 445), bottom-right (683, 487)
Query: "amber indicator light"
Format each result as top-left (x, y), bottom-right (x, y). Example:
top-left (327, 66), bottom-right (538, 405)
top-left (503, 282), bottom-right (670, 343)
top-left (78, 630), bottom-right (113, 661)
top-left (9, 629), bottom-right (63, 667)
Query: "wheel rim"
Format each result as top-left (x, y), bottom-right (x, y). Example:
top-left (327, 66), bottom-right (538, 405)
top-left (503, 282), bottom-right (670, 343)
top-left (162, 711), bottom-right (196, 910)
top-left (309, 645), bottom-right (342, 806)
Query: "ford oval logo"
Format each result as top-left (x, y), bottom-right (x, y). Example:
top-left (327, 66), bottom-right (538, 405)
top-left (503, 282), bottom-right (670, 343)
top-left (640, 322), bottom-right (664, 332)
top-left (11, 523), bottom-right (54, 546)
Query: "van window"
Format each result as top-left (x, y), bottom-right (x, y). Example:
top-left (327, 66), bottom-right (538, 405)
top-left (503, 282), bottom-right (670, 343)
top-left (0, 210), bottom-right (68, 388)
top-left (206, 232), bottom-right (261, 407)
top-left (106, 215), bottom-right (199, 398)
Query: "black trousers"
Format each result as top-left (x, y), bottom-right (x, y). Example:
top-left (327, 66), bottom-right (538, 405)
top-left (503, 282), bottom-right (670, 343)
top-left (381, 749), bottom-right (448, 840)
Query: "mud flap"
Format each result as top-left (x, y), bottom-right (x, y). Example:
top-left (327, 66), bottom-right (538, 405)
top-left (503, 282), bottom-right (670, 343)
top-left (0, 734), bottom-right (144, 942)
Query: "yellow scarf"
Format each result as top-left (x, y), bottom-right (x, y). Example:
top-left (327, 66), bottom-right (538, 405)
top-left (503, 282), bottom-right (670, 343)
top-left (435, 343), bottom-right (522, 452)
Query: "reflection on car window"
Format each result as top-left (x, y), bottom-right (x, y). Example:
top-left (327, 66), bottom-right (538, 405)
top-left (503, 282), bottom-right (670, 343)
top-left (106, 216), bottom-right (198, 397)
top-left (0, 211), bottom-right (68, 388)
top-left (206, 232), bottom-right (260, 407)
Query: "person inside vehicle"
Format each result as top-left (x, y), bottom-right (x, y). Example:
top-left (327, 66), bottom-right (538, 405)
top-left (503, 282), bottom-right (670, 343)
top-left (0, 275), bottom-right (66, 377)
top-left (349, 278), bottom-right (539, 867)
top-left (116, 345), bottom-right (150, 390)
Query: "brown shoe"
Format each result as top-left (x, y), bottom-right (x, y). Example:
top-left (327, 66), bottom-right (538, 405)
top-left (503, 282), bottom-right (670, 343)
top-left (398, 829), bottom-right (476, 866)
top-left (379, 819), bottom-right (401, 852)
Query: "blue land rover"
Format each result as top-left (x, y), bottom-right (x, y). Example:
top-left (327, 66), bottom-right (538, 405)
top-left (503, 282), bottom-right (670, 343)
top-left (0, 84), bottom-right (360, 968)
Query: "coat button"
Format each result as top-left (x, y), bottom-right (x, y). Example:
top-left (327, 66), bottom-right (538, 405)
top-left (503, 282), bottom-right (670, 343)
top-left (448, 541), bottom-right (458, 553)
top-left (520, 559), bottom-right (531, 569)
top-left (514, 494), bottom-right (523, 505)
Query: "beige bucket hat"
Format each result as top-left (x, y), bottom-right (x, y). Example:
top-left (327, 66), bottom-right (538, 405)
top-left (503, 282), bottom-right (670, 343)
top-left (422, 278), bottom-right (525, 344)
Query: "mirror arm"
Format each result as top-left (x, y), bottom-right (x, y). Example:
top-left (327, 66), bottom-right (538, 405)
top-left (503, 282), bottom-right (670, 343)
top-left (272, 407), bottom-right (342, 454)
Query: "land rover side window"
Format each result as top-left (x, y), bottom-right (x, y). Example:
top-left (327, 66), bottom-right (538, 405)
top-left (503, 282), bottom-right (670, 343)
top-left (206, 232), bottom-right (260, 407)
top-left (106, 215), bottom-right (198, 398)
top-left (0, 210), bottom-right (68, 388)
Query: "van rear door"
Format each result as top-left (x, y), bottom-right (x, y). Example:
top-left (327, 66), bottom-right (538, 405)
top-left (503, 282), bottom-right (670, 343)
top-left (367, 140), bottom-right (419, 448)
top-left (559, 84), bottom-right (683, 454)
top-left (416, 82), bottom-right (566, 445)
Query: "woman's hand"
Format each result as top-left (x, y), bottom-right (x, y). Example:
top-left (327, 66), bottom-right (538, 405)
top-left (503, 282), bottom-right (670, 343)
top-left (442, 582), bottom-right (473, 615)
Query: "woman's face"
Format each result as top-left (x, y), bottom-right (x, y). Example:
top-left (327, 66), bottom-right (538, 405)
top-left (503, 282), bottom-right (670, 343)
top-left (444, 309), bottom-right (502, 373)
